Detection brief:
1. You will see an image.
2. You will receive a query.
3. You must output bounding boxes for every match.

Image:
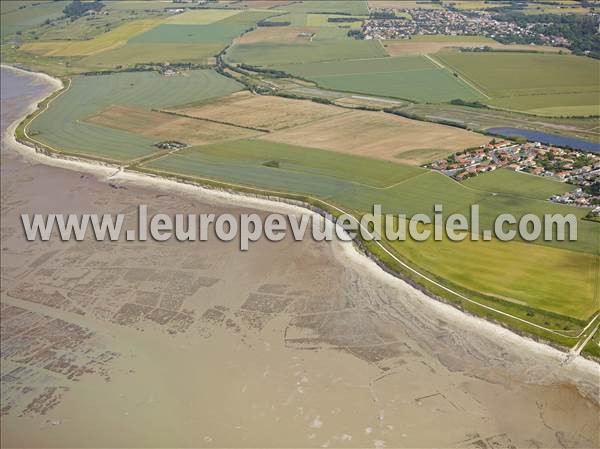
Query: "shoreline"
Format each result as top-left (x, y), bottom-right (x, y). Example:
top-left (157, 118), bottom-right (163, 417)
top-left (3, 64), bottom-right (599, 381)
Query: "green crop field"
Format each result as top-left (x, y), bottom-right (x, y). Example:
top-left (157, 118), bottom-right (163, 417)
top-left (386, 229), bottom-right (598, 320)
top-left (225, 40), bottom-right (387, 66)
top-left (141, 138), bottom-right (598, 321)
top-left (275, 55), bottom-right (485, 102)
top-left (130, 10), bottom-right (274, 44)
top-left (29, 70), bottom-right (242, 161)
top-left (463, 169), bottom-right (573, 200)
top-left (1, 0), bottom-right (68, 38)
top-left (143, 138), bottom-right (423, 193)
top-left (282, 0), bottom-right (369, 15)
top-left (435, 52), bottom-right (600, 115)
top-left (79, 43), bottom-right (223, 69)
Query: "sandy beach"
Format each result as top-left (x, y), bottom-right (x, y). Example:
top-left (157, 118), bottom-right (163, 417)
top-left (1, 65), bottom-right (599, 448)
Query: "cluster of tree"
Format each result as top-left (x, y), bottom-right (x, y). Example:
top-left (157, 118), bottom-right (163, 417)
top-left (583, 180), bottom-right (600, 197)
top-left (257, 19), bottom-right (291, 27)
top-left (238, 64), bottom-right (289, 78)
top-left (327, 17), bottom-right (362, 23)
top-left (494, 12), bottom-right (600, 58)
top-left (459, 46), bottom-right (550, 54)
top-left (450, 99), bottom-right (488, 108)
top-left (573, 154), bottom-right (595, 169)
top-left (369, 11), bottom-right (396, 19)
top-left (347, 29), bottom-right (364, 39)
top-left (63, 0), bottom-right (104, 18)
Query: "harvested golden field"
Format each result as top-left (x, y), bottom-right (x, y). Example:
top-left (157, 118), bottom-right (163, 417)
top-left (171, 92), bottom-right (346, 131)
top-left (20, 18), bottom-right (163, 57)
top-left (383, 40), bottom-right (569, 56)
top-left (234, 26), bottom-right (318, 44)
top-left (85, 105), bottom-right (260, 146)
top-left (261, 110), bottom-right (490, 164)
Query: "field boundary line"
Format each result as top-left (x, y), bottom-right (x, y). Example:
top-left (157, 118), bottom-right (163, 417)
top-left (425, 54), bottom-right (491, 100)
top-left (156, 108), bottom-right (271, 133)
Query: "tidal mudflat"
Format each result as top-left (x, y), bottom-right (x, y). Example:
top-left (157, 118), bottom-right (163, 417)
top-left (1, 67), bottom-right (598, 448)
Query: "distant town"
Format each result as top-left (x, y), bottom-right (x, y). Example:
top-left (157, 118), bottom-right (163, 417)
top-left (426, 140), bottom-right (600, 208)
top-left (363, 8), bottom-right (572, 48)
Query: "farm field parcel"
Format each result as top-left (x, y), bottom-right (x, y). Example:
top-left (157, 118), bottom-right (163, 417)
top-left (28, 70), bottom-right (243, 161)
top-left (274, 55), bottom-right (485, 103)
top-left (5, 0), bottom-right (600, 353)
top-left (435, 52), bottom-right (600, 115)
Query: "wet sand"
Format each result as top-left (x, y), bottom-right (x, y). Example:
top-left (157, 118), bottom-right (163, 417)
top-left (1, 66), bottom-right (599, 448)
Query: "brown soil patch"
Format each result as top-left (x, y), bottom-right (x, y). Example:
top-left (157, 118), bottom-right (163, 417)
top-left (234, 26), bottom-right (319, 45)
top-left (261, 109), bottom-right (490, 165)
top-left (85, 105), bottom-right (259, 146)
top-left (171, 91), bottom-right (346, 131)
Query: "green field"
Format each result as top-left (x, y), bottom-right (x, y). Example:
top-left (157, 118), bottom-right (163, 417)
top-left (140, 138), bottom-right (598, 322)
top-left (281, 0), bottom-right (369, 15)
top-left (386, 228), bottom-right (598, 320)
top-left (1, 0), bottom-right (68, 38)
top-left (463, 168), bottom-right (573, 200)
top-left (435, 52), bottom-right (600, 114)
top-left (28, 70), bottom-right (242, 161)
top-left (79, 42), bottom-right (223, 69)
top-left (225, 40), bottom-right (387, 65)
top-left (130, 10), bottom-right (274, 44)
top-left (274, 55), bottom-right (485, 102)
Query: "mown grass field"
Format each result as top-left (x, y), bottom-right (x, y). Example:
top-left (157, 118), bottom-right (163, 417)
top-left (435, 52), bottom-right (600, 115)
top-left (140, 138), bottom-right (598, 322)
top-left (463, 168), bottom-right (573, 200)
top-left (28, 70), bottom-right (242, 161)
top-left (275, 55), bottom-right (485, 102)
